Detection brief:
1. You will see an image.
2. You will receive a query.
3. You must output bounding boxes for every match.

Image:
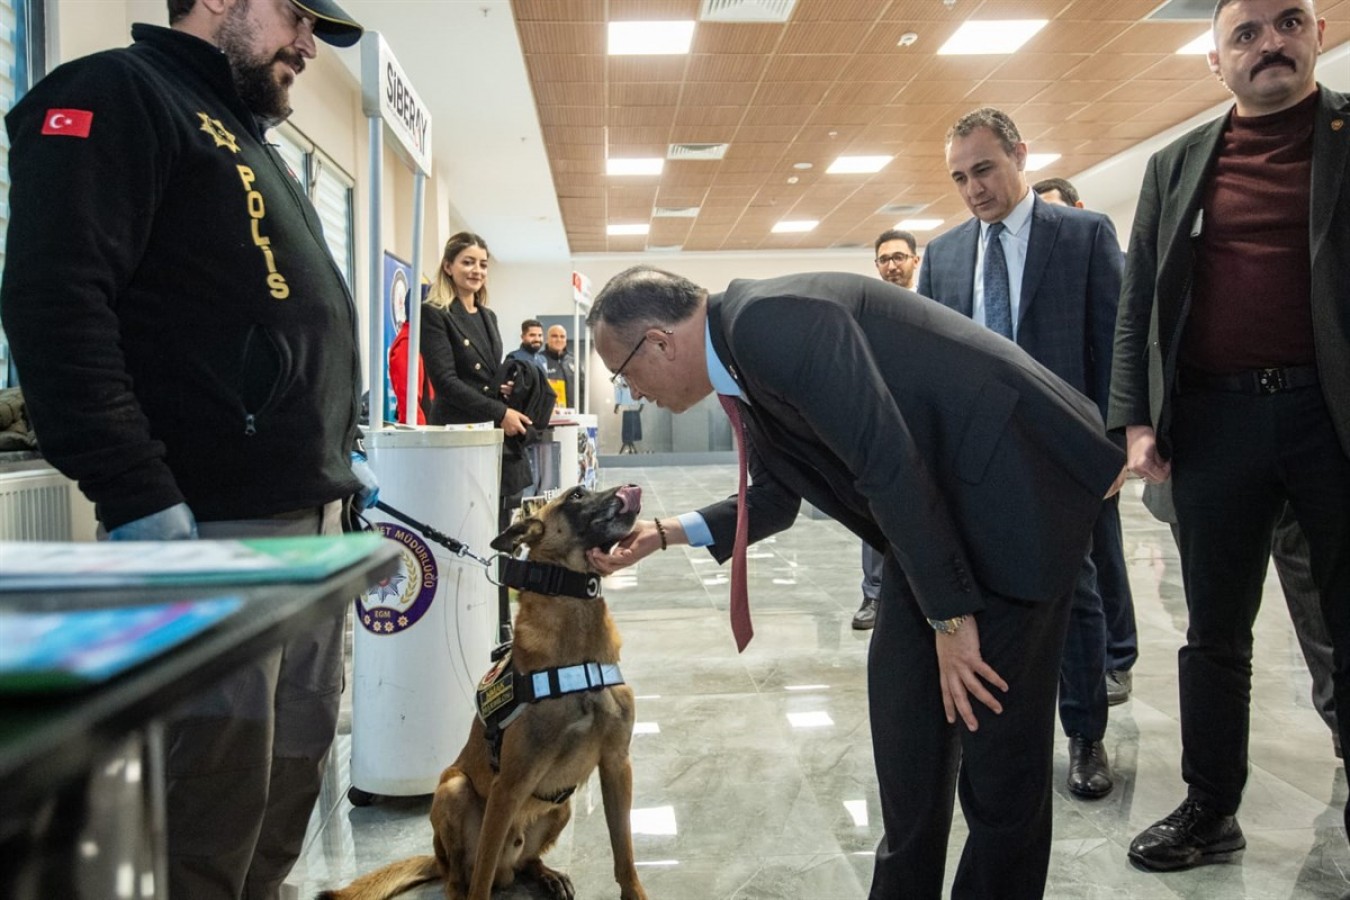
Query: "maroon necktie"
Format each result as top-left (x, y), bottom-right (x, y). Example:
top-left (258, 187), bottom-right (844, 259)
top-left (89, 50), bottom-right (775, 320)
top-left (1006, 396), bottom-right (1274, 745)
top-left (717, 394), bottom-right (754, 652)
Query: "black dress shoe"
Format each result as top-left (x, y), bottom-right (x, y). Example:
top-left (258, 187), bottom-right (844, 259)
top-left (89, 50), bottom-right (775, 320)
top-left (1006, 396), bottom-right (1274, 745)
top-left (1066, 735), bottom-right (1113, 799)
top-left (1128, 798), bottom-right (1245, 871)
top-left (852, 597), bottom-right (878, 630)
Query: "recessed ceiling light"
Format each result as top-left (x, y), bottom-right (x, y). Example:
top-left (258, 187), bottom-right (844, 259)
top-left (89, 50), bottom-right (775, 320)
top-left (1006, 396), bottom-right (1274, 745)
top-left (608, 21), bottom-right (696, 55)
top-left (898, 218), bottom-right (945, 231)
top-left (771, 219), bottom-right (818, 233)
top-left (937, 19), bottom-right (1048, 55)
top-left (607, 157), bottom-right (664, 176)
top-left (607, 223), bottom-right (650, 236)
top-left (826, 155), bottom-right (893, 175)
top-left (793, 162), bottom-right (813, 170)
top-left (1176, 31), bottom-right (1214, 54)
top-left (1024, 153), bottom-right (1061, 172)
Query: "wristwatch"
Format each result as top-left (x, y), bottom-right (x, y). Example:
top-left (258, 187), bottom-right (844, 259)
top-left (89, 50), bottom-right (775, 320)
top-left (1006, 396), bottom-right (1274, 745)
top-left (927, 615), bottom-right (968, 635)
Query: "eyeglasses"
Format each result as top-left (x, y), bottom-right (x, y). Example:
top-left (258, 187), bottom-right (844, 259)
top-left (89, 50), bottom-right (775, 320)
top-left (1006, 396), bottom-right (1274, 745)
top-left (876, 252), bottom-right (916, 267)
top-left (609, 328), bottom-right (673, 391)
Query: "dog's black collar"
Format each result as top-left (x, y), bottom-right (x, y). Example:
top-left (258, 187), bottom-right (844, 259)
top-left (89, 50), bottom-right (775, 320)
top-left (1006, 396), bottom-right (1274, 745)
top-left (499, 557), bottom-right (601, 599)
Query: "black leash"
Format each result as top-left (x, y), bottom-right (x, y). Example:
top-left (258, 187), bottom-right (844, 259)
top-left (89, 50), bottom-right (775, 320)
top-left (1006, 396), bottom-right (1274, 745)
top-left (370, 501), bottom-right (600, 599)
top-left (371, 500), bottom-right (494, 568)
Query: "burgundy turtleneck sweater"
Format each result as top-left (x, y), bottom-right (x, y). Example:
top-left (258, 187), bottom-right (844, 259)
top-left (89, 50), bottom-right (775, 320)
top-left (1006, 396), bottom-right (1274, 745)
top-left (1181, 89), bottom-right (1318, 374)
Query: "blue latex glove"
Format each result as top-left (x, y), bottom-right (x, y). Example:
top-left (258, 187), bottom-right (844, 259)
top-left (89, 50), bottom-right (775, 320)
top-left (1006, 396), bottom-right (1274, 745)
top-left (108, 502), bottom-right (199, 541)
top-left (351, 451), bottom-right (380, 511)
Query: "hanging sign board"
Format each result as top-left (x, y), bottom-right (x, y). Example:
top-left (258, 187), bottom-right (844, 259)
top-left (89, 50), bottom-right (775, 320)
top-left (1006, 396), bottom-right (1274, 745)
top-left (360, 32), bottom-right (433, 176)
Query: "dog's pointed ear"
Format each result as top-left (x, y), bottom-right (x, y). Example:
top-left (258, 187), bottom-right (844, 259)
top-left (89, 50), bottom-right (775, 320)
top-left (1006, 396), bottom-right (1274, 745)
top-left (491, 517), bottom-right (546, 552)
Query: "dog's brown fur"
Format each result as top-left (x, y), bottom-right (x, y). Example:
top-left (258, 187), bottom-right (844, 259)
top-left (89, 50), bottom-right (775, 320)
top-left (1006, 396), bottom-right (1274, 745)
top-left (317, 484), bottom-right (648, 900)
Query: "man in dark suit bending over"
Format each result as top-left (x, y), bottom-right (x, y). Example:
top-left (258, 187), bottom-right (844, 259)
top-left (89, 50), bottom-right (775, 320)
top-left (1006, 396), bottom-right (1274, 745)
top-left (585, 265), bottom-right (1124, 899)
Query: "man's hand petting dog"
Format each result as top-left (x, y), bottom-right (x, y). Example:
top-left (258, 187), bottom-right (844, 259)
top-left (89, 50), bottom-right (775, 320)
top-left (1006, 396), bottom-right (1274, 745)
top-left (587, 519), bottom-right (663, 575)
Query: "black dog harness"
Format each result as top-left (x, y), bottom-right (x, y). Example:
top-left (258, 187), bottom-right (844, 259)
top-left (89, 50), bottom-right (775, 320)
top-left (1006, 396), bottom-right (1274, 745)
top-left (475, 559), bottom-right (624, 802)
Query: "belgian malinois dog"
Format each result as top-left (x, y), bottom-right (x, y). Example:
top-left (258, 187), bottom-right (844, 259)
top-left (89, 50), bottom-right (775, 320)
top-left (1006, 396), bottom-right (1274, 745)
top-left (318, 483), bottom-right (648, 900)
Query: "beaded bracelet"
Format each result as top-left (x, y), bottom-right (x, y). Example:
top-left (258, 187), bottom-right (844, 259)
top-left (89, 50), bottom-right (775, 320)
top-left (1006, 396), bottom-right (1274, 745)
top-left (653, 517), bottom-right (668, 551)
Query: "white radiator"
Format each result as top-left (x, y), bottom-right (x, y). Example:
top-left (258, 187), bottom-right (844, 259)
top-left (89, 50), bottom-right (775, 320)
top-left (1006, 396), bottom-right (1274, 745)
top-left (0, 464), bottom-right (98, 542)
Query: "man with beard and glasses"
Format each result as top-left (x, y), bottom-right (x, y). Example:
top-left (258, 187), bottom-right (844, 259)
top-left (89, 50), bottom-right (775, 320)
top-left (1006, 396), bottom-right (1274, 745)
top-left (1109, 0), bottom-right (1350, 872)
top-left (1, 1), bottom-right (367, 897)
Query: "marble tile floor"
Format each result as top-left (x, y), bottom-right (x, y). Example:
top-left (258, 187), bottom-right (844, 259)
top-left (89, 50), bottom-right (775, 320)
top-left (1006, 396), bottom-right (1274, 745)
top-left (290, 467), bottom-right (1350, 900)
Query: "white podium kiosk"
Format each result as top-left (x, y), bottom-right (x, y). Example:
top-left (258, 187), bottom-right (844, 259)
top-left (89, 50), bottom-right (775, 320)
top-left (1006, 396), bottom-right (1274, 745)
top-left (350, 427), bottom-right (502, 801)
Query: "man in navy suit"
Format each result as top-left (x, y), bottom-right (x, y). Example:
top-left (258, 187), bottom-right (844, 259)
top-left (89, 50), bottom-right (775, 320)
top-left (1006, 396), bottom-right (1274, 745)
top-left (1035, 176), bottom-right (1140, 708)
top-left (918, 107), bottom-right (1124, 801)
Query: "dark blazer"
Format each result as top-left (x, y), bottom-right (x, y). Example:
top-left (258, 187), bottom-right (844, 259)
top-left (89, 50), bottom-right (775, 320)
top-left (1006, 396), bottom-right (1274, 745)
top-left (695, 273), bottom-right (1124, 620)
top-left (917, 192), bottom-right (1124, 420)
top-left (419, 299), bottom-right (507, 427)
top-left (1107, 86), bottom-right (1350, 457)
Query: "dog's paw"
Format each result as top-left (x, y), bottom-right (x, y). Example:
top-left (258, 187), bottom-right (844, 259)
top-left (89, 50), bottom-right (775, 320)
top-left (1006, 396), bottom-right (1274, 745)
top-left (528, 864), bottom-right (574, 900)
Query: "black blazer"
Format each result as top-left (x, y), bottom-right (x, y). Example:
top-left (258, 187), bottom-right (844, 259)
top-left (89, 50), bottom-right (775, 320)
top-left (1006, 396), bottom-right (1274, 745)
top-left (696, 273), bottom-right (1124, 620)
top-left (1108, 86), bottom-right (1350, 457)
top-left (918, 193), bottom-right (1124, 421)
top-left (420, 299), bottom-right (507, 427)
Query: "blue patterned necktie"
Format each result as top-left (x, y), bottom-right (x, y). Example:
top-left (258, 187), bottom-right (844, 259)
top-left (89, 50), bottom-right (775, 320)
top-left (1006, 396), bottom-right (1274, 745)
top-left (984, 221), bottom-right (1013, 340)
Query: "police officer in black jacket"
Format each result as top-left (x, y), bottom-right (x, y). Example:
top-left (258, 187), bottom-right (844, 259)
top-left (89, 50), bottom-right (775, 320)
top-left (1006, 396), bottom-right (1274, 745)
top-left (1, 2), bottom-right (369, 897)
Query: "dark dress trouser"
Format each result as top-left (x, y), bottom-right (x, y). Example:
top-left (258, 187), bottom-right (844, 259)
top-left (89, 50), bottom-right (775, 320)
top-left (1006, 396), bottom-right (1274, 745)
top-left (1169, 385), bottom-right (1350, 823)
top-left (868, 551), bottom-right (1073, 900)
top-left (168, 503), bottom-right (345, 900)
top-left (1094, 494), bottom-right (1139, 673)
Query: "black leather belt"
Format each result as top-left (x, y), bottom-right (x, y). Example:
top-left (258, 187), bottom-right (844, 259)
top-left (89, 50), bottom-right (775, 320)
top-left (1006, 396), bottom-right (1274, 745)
top-left (1179, 365), bottom-right (1319, 396)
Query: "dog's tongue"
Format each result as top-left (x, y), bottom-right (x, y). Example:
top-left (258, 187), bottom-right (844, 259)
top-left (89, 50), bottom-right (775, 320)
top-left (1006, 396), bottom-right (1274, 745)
top-left (616, 484), bottom-right (642, 515)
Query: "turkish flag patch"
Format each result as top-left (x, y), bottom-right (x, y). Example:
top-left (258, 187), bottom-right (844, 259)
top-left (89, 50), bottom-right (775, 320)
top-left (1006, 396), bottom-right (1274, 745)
top-left (41, 109), bottom-right (94, 138)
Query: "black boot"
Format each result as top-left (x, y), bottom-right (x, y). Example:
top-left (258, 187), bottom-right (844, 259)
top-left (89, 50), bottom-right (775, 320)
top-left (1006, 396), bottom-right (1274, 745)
top-left (1129, 798), bottom-right (1245, 871)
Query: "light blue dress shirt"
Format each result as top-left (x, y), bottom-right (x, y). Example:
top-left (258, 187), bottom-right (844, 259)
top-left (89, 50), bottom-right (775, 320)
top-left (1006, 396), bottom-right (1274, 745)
top-left (676, 321), bottom-right (740, 547)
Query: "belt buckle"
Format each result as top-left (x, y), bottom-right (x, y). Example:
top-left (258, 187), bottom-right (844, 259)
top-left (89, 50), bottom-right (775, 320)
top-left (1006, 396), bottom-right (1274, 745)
top-left (1256, 367), bottom-right (1285, 395)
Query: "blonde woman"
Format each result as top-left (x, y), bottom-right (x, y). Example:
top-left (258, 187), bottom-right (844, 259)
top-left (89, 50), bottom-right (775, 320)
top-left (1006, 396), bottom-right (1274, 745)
top-left (420, 232), bottom-right (529, 436)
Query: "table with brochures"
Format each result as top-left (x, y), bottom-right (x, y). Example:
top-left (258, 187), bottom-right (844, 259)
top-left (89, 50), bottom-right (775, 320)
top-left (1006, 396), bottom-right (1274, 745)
top-left (0, 534), bottom-right (400, 900)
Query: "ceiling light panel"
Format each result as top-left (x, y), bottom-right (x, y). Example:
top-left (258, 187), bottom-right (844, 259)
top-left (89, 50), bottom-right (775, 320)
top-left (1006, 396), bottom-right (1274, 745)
top-left (607, 157), bottom-right (664, 176)
top-left (1024, 153), bottom-right (1061, 171)
top-left (826, 155), bottom-right (893, 175)
top-left (607, 223), bottom-right (650, 236)
top-left (898, 219), bottom-right (945, 232)
top-left (608, 21), bottom-right (696, 56)
top-left (1176, 32), bottom-right (1214, 54)
top-left (771, 220), bottom-right (818, 233)
top-left (937, 20), bottom-right (1049, 56)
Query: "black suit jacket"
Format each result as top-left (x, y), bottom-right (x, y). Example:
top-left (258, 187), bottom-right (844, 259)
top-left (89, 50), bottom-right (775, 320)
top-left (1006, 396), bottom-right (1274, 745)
top-left (419, 299), bottom-right (507, 427)
top-left (695, 273), bottom-right (1124, 620)
top-left (1108, 86), bottom-right (1350, 457)
top-left (918, 193), bottom-right (1124, 421)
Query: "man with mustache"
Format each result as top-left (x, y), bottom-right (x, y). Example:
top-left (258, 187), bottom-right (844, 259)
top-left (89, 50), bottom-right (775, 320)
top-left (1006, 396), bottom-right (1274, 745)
top-left (1, 1), bottom-right (367, 897)
top-left (1109, 0), bottom-right (1350, 872)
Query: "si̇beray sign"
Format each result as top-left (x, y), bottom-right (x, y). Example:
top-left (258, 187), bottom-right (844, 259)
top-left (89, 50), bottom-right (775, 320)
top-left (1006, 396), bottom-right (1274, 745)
top-left (360, 32), bottom-right (433, 176)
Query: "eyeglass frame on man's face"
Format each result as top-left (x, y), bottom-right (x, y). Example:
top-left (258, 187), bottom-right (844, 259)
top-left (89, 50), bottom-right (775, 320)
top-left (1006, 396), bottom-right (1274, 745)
top-left (608, 328), bottom-right (674, 391)
top-left (875, 251), bottom-right (916, 267)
